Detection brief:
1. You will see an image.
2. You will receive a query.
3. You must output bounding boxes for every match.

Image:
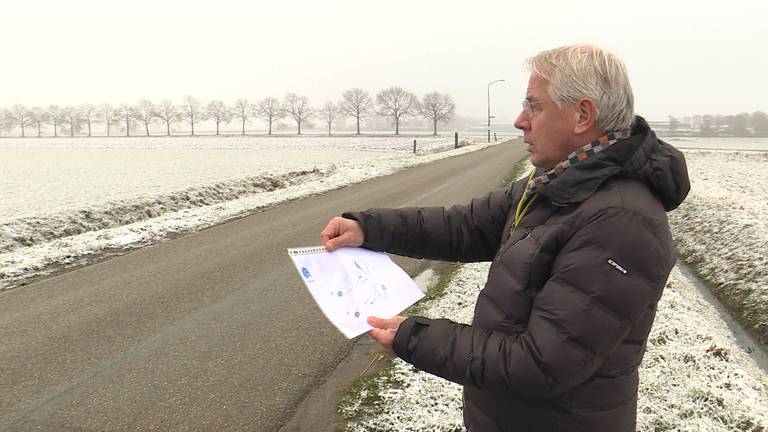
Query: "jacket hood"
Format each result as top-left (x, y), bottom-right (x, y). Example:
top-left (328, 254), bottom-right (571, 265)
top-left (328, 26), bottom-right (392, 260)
top-left (539, 116), bottom-right (690, 211)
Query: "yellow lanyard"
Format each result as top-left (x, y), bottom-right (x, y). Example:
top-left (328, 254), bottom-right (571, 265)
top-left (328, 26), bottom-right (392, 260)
top-left (513, 169), bottom-right (538, 231)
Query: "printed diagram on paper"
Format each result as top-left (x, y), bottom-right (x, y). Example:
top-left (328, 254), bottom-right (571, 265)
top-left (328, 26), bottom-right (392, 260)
top-left (333, 257), bottom-right (391, 318)
top-left (288, 246), bottom-right (424, 338)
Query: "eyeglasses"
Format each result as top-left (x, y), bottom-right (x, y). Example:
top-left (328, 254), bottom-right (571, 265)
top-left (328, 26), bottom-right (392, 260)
top-left (521, 99), bottom-right (554, 117)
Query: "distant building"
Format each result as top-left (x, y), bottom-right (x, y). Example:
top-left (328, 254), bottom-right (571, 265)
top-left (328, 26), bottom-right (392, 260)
top-left (646, 120), bottom-right (694, 137)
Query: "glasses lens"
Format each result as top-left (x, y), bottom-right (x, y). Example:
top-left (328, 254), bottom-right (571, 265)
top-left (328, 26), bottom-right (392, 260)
top-left (522, 100), bottom-right (532, 116)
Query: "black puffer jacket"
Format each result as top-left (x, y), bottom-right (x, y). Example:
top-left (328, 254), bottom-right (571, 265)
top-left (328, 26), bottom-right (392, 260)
top-left (343, 117), bottom-right (690, 432)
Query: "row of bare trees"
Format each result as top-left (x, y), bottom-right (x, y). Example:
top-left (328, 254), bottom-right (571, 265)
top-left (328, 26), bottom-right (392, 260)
top-left (692, 112), bottom-right (768, 137)
top-left (665, 112), bottom-right (768, 137)
top-left (0, 88), bottom-right (455, 137)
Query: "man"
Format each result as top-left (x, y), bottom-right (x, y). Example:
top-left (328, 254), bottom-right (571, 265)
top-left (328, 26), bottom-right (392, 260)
top-left (321, 45), bottom-right (690, 431)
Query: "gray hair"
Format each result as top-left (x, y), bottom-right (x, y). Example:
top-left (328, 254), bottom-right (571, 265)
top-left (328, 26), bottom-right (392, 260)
top-left (527, 44), bottom-right (635, 132)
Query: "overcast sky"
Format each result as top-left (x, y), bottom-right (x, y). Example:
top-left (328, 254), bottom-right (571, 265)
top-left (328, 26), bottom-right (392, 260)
top-left (1, 0), bottom-right (766, 123)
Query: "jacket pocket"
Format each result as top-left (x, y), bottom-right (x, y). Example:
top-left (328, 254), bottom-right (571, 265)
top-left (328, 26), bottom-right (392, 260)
top-left (494, 228), bottom-right (532, 261)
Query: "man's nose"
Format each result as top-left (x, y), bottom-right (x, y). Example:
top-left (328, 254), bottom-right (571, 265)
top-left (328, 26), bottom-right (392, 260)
top-left (514, 110), bottom-right (530, 131)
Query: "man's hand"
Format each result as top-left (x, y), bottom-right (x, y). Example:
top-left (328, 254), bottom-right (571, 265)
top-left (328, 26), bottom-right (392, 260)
top-left (367, 315), bottom-right (408, 356)
top-left (321, 216), bottom-right (364, 251)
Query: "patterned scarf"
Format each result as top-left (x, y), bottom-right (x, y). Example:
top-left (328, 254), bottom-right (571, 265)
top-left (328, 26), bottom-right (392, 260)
top-left (525, 129), bottom-right (631, 199)
top-left (511, 129), bottom-right (631, 232)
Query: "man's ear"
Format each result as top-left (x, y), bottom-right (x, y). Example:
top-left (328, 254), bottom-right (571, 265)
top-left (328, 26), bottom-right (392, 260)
top-left (573, 98), bottom-right (598, 135)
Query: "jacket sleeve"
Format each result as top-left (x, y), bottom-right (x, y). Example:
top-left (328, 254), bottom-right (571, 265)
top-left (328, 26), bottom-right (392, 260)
top-left (392, 206), bottom-right (673, 398)
top-left (342, 187), bottom-right (515, 262)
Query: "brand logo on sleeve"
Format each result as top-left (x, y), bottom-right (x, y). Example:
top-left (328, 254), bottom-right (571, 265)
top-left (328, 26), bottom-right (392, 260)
top-left (607, 259), bottom-right (628, 275)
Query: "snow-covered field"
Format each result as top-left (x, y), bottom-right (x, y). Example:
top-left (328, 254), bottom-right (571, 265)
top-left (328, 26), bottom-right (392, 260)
top-left (667, 137), bottom-right (768, 152)
top-left (339, 141), bottom-right (768, 431)
top-left (666, 149), bottom-right (768, 346)
top-left (0, 134), bottom-right (464, 152)
top-left (0, 135), bottom-right (494, 291)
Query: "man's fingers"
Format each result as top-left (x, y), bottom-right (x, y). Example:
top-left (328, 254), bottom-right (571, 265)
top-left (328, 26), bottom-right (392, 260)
top-left (334, 232), bottom-right (353, 247)
top-left (368, 327), bottom-right (387, 339)
top-left (368, 328), bottom-right (390, 344)
top-left (324, 235), bottom-right (347, 252)
top-left (326, 232), bottom-right (359, 251)
top-left (367, 316), bottom-right (397, 329)
top-left (320, 218), bottom-right (341, 243)
top-left (320, 217), bottom-right (364, 251)
top-left (321, 219), bottom-right (340, 250)
top-left (367, 316), bottom-right (384, 328)
top-left (367, 327), bottom-right (396, 356)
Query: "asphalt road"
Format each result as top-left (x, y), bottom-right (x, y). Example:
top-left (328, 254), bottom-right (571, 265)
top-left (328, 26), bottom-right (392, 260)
top-left (0, 141), bottom-right (526, 432)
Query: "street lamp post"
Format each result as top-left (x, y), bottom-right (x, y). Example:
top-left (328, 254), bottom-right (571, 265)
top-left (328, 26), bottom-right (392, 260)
top-left (487, 79), bottom-right (505, 142)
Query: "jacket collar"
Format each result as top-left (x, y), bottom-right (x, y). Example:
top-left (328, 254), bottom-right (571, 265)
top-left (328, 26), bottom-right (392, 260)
top-left (537, 116), bottom-right (690, 211)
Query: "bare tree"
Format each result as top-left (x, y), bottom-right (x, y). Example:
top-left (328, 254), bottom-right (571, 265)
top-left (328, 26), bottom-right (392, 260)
top-left (45, 105), bottom-right (66, 137)
top-left (752, 111), bottom-right (768, 137)
top-left (700, 114), bottom-right (715, 137)
top-left (0, 109), bottom-right (12, 136)
top-left (318, 101), bottom-right (341, 136)
top-left (339, 88), bottom-right (373, 135)
top-left (419, 92), bottom-right (456, 136)
top-left (255, 97), bottom-right (284, 135)
top-left (132, 99), bottom-right (157, 136)
top-left (62, 106), bottom-right (83, 137)
top-left (232, 99), bottom-right (252, 135)
top-left (30, 107), bottom-right (45, 137)
top-left (99, 103), bottom-right (118, 136)
top-left (182, 95), bottom-right (204, 136)
top-left (118, 104), bottom-right (133, 136)
top-left (156, 100), bottom-right (181, 136)
top-left (9, 105), bottom-right (34, 137)
top-left (284, 93), bottom-right (312, 135)
top-left (206, 100), bottom-right (232, 135)
top-left (376, 87), bottom-right (420, 135)
top-left (725, 112), bottom-right (751, 137)
top-left (80, 104), bottom-right (98, 137)
top-left (668, 115), bottom-right (680, 137)
top-left (714, 115), bottom-right (724, 130)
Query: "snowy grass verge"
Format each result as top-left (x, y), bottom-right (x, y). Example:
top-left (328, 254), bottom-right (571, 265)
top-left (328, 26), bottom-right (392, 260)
top-left (337, 263), bottom-right (472, 432)
top-left (338, 262), bottom-right (768, 432)
top-left (668, 150), bottom-right (768, 346)
top-left (0, 169), bottom-right (322, 254)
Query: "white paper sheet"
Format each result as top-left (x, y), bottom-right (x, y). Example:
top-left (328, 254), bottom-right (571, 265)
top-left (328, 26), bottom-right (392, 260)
top-left (288, 246), bottom-right (424, 338)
